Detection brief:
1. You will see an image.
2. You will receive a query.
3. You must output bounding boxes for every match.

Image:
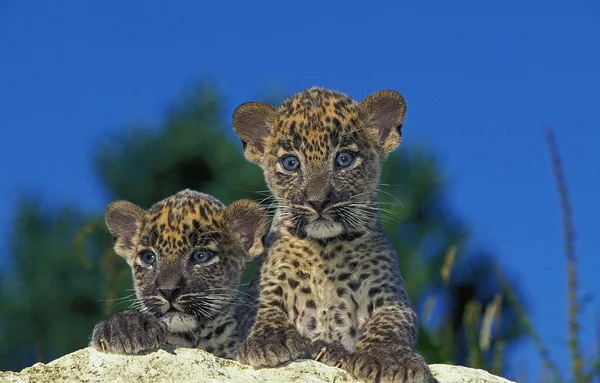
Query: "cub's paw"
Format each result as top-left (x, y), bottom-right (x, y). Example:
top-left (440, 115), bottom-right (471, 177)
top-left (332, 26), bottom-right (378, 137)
top-left (237, 327), bottom-right (312, 368)
top-left (344, 344), bottom-right (436, 383)
top-left (90, 310), bottom-right (165, 355)
top-left (312, 340), bottom-right (350, 368)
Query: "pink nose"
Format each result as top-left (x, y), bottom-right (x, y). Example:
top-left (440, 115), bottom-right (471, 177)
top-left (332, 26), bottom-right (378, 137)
top-left (159, 287), bottom-right (181, 301)
top-left (307, 197), bottom-right (331, 213)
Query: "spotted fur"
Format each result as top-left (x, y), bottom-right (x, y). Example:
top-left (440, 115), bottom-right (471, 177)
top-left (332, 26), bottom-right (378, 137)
top-left (89, 189), bottom-right (267, 359)
top-left (232, 88), bottom-right (434, 383)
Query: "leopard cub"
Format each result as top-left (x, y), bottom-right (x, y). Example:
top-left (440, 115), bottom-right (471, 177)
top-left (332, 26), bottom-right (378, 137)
top-left (233, 87), bottom-right (435, 382)
top-left (89, 189), bottom-right (267, 359)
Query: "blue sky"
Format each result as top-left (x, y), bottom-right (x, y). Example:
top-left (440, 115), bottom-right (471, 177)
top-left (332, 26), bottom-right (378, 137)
top-left (1, 0), bottom-right (598, 380)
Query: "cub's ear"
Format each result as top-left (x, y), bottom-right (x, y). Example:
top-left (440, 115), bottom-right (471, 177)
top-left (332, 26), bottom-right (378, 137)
top-left (359, 90), bottom-right (407, 154)
top-left (223, 200), bottom-right (269, 259)
top-left (232, 102), bottom-right (276, 164)
top-left (105, 200), bottom-right (145, 259)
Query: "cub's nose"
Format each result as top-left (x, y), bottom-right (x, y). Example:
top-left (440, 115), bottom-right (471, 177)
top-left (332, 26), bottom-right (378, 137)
top-left (158, 287), bottom-right (181, 302)
top-left (307, 197), bottom-right (331, 214)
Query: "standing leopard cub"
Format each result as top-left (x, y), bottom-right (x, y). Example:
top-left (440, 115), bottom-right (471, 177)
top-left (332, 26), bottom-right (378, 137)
top-left (89, 189), bottom-right (267, 359)
top-left (232, 87), bottom-right (434, 382)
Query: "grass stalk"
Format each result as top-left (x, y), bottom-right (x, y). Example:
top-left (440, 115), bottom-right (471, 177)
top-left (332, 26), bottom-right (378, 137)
top-left (545, 128), bottom-right (583, 382)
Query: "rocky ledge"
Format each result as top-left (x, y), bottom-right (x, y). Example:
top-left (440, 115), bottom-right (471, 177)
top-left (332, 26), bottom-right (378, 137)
top-left (0, 347), bottom-right (515, 383)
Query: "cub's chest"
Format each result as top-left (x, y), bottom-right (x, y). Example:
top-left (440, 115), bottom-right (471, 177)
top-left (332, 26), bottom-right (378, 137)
top-left (273, 241), bottom-right (377, 351)
top-left (196, 311), bottom-right (240, 359)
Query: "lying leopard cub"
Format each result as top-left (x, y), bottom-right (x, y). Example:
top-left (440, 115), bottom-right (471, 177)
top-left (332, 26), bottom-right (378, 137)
top-left (89, 189), bottom-right (267, 359)
top-left (232, 87), bottom-right (434, 382)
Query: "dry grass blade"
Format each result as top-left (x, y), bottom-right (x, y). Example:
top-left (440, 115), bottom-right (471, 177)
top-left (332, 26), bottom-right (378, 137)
top-left (441, 245), bottom-right (457, 286)
top-left (491, 339), bottom-right (505, 376)
top-left (422, 295), bottom-right (436, 326)
top-left (464, 300), bottom-right (483, 368)
top-left (545, 127), bottom-right (583, 382)
top-left (424, 246), bottom-right (458, 325)
top-left (480, 293), bottom-right (503, 352)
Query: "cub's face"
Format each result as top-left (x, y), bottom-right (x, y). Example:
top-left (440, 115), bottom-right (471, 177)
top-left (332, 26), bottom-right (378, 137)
top-left (105, 190), bottom-right (267, 328)
top-left (233, 87), bottom-right (406, 240)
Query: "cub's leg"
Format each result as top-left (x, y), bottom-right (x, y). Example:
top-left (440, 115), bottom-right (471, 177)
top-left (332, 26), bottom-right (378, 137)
top-left (237, 284), bottom-right (312, 367)
top-left (344, 304), bottom-right (435, 383)
top-left (90, 310), bottom-right (165, 355)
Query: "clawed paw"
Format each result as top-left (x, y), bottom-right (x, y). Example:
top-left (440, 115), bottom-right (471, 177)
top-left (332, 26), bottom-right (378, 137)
top-left (312, 340), bottom-right (349, 368)
top-left (90, 310), bottom-right (165, 355)
top-left (237, 327), bottom-right (312, 368)
top-left (344, 344), bottom-right (435, 383)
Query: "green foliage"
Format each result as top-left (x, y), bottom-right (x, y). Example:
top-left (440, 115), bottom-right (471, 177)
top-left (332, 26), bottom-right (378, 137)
top-left (95, 82), bottom-right (266, 207)
top-left (377, 150), bottom-right (523, 371)
top-left (0, 82), bottom-right (524, 374)
top-left (0, 199), bottom-right (109, 369)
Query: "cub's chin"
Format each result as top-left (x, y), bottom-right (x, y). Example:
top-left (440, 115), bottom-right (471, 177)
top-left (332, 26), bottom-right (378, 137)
top-left (304, 217), bottom-right (344, 239)
top-left (159, 311), bottom-right (198, 333)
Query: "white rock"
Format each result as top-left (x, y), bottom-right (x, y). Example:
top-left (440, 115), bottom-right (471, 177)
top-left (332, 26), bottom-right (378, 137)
top-left (0, 347), bottom-right (515, 383)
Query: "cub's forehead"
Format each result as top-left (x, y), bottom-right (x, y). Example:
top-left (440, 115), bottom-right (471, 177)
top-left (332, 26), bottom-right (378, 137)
top-left (147, 190), bottom-right (225, 228)
top-left (135, 191), bottom-right (228, 258)
top-left (275, 87), bottom-right (359, 133)
top-left (271, 87), bottom-right (363, 156)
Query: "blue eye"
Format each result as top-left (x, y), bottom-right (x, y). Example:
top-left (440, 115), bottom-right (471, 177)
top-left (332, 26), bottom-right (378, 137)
top-left (335, 152), bottom-right (356, 168)
top-left (281, 155), bottom-right (300, 171)
top-left (140, 251), bottom-right (156, 265)
top-left (191, 250), bottom-right (214, 264)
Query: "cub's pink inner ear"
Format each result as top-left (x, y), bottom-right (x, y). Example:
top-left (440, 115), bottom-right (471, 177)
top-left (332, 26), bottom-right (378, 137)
top-left (232, 102), bottom-right (276, 159)
top-left (359, 90), bottom-right (407, 153)
top-left (224, 200), bottom-right (269, 258)
top-left (232, 221), bottom-right (258, 251)
top-left (105, 201), bottom-right (144, 252)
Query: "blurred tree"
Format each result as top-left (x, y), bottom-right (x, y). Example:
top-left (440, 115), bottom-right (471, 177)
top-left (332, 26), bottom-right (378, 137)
top-left (0, 81), bottom-right (523, 374)
top-left (0, 198), bottom-right (112, 370)
top-left (95, 82), bottom-right (266, 208)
